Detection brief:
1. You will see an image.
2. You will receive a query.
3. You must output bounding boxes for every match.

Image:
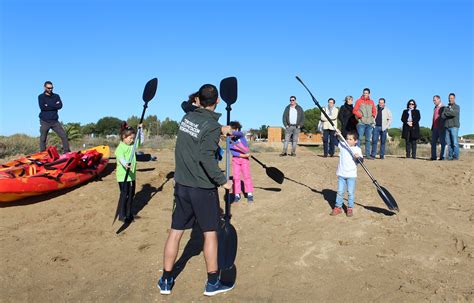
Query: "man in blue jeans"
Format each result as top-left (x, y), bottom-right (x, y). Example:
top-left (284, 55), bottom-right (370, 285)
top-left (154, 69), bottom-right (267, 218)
top-left (430, 95), bottom-right (446, 160)
top-left (353, 88), bottom-right (376, 158)
top-left (371, 98), bottom-right (392, 159)
top-left (441, 93), bottom-right (461, 160)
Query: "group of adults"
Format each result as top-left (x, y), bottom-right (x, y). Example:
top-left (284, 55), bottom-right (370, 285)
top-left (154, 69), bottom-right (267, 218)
top-left (280, 88), bottom-right (461, 160)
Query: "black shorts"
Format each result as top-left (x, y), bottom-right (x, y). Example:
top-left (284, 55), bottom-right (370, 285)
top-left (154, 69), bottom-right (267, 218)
top-left (171, 182), bottom-right (220, 232)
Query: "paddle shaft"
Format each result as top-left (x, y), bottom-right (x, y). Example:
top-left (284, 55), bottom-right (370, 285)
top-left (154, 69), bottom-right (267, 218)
top-left (224, 104), bottom-right (232, 220)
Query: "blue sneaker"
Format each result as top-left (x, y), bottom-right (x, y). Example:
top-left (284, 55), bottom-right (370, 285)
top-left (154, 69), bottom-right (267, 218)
top-left (203, 280), bottom-right (234, 296)
top-left (157, 277), bottom-right (174, 295)
top-left (233, 195), bottom-right (241, 203)
top-left (247, 195), bottom-right (254, 203)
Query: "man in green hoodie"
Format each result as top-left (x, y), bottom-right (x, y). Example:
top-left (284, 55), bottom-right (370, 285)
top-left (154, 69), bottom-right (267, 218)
top-left (157, 84), bottom-right (233, 297)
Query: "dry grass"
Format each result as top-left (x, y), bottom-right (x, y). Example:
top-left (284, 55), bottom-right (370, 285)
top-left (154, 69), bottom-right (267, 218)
top-left (0, 134), bottom-right (38, 160)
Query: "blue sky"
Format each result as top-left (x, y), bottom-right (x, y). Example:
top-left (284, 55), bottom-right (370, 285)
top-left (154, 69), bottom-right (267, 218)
top-left (1, 0), bottom-right (472, 136)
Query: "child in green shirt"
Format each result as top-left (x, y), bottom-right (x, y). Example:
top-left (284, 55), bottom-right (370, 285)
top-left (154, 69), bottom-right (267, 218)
top-left (115, 122), bottom-right (143, 223)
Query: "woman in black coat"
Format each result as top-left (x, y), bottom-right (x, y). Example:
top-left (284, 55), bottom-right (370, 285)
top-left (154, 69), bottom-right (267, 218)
top-left (401, 99), bottom-right (421, 159)
top-left (337, 95), bottom-right (358, 138)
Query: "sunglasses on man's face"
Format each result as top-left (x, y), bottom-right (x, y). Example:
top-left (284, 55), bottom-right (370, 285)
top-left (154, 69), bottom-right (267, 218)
top-left (409, 103), bottom-right (414, 105)
top-left (45, 87), bottom-right (53, 90)
top-left (290, 99), bottom-right (296, 102)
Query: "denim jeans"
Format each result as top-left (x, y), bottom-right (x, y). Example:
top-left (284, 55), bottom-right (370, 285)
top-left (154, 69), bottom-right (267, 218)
top-left (431, 127), bottom-right (446, 160)
top-left (335, 176), bottom-right (356, 208)
top-left (445, 127), bottom-right (459, 160)
top-left (323, 129), bottom-right (338, 156)
top-left (356, 123), bottom-right (373, 157)
top-left (282, 125), bottom-right (300, 154)
top-left (371, 126), bottom-right (387, 158)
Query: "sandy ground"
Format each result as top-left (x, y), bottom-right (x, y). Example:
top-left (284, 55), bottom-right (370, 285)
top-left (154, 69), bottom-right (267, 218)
top-left (1, 146), bottom-right (473, 302)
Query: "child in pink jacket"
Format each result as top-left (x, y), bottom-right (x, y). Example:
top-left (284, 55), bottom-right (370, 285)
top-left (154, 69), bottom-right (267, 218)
top-left (229, 121), bottom-right (254, 203)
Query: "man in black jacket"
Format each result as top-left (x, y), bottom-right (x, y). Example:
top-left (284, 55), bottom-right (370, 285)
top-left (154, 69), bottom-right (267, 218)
top-left (281, 96), bottom-right (305, 156)
top-left (38, 81), bottom-right (70, 153)
top-left (158, 84), bottom-right (234, 297)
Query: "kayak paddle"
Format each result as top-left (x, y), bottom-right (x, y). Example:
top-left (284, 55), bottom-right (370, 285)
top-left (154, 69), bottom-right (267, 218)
top-left (295, 76), bottom-right (399, 212)
top-left (217, 76), bottom-right (238, 270)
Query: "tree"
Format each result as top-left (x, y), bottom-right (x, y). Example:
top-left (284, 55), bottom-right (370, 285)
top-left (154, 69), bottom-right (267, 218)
top-left (259, 125), bottom-right (269, 139)
top-left (81, 123), bottom-right (96, 136)
top-left (388, 128), bottom-right (402, 139)
top-left (144, 115), bottom-right (160, 137)
top-left (49, 122), bottom-right (82, 147)
top-left (419, 127), bottom-right (431, 144)
top-left (303, 107), bottom-right (322, 133)
top-left (95, 117), bottom-right (123, 136)
top-left (126, 115), bottom-right (140, 129)
top-left (159, 117), bottom-right (179, 137)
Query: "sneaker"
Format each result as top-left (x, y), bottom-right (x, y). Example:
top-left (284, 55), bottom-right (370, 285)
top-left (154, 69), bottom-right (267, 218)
top-left (330, 207), bottom-right (342, 216)
top-left (157, 277), bottom-right (174, 295)
top-left (346, 208), bottom-right (353, 217)
top-left (247, 195), bottom-right (254, 203)
top-left (279, 153), bottom-right (287, 157)
top-left (234, 195), bottom-right (241, 203)
top-left (203, 280), bottom-right (234, 296)
top-left (290, 153), bottom-right (296, 157)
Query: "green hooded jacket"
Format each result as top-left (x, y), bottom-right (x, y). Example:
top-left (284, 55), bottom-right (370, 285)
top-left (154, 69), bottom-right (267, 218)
top-left (174, 108), bottom-right (227, 188)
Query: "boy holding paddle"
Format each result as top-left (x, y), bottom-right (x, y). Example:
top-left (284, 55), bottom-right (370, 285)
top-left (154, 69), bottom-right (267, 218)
top-left (331, 130), bottom-right (363, 217)
top-left (158, 84), bottom-right (234, 297)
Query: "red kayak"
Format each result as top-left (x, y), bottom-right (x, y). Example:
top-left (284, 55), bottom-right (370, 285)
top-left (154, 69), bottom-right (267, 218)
top-left (0, 145), bottom-right (110, 202)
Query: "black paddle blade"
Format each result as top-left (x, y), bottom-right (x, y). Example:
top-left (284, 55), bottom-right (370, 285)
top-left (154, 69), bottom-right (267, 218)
top-left (266, 167), bottom-right (285, 184)
top-left (219, 77), bottom-right (238, 105)
top-left (218, 218), bottom-right (238, 270)
top-left (376, 184), bottom-right (399, 211)
top-left (219, 264), bottom-right (237, 287)
top-left (142, 78), bottom-right (158, 102)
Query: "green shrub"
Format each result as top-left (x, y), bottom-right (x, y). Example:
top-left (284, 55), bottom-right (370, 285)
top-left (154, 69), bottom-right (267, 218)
top-left (0, 134), bottom-right (39, 159)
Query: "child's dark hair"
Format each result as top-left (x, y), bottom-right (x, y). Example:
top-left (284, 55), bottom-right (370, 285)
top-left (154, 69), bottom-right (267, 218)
top-left (120, 121), bottom-right (135, 139)
top-left (198, 84), bottom-right (218, 107)
top-left (346, 130), bottom-right (358, 140)
top-left (230, 121), bottom-right (242, 131)
top-left (188, 91), bottom-right (199, 103)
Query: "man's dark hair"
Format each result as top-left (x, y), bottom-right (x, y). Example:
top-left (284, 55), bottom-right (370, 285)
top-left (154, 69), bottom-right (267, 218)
top-left (449, 93), bottom-right (456, 98)
top-left (44, 81), bottom-right (53, 86)
top-left (346, 130), bottom-right (358, 140)
top-left (230, 121), bottom-right (242, 131)
top-left (290, 95), bottom-right (296, 100)
top-left (328, 98), bottom-right (335, 103)
top-left (379, 98), bottom-right (385, 102)
top-left (363, 88), bottom-right (371, 94)
top-left (433, 95), bottom-right (441, 100)
top-left (198, 84), bottom-right (218, 107)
